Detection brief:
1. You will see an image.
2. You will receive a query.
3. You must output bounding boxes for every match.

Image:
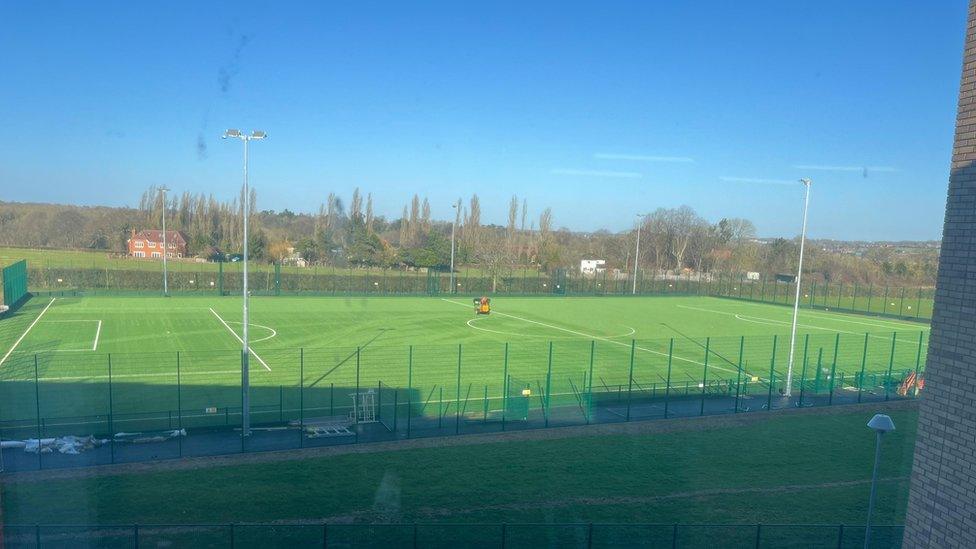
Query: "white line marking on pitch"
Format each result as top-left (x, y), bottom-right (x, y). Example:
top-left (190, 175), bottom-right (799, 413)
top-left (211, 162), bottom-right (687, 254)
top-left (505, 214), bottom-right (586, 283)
top-left (93, 320), bottom-right (102, 351)
top-left (440, 299), bottom-right (744, 377)
top-left (37, 369), bottom-right (241, 382)
top-left (222, 320), bottom-right (277, 343)
top-left (678, 304), bottom-right (917, 343)
top-left (727, 300), bottom-right (930, 331)
top-left (208, 308), bottom-right (272, 372)
top-left (466, 316), bottom-right (637, 339)
top-left (0, 298), bottom-right (56, 368)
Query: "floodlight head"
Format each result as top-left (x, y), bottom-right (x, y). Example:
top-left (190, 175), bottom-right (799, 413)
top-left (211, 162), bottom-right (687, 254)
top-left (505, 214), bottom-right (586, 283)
top-left (867, 414), bottom-right (895, 434)
top-left (223, 129), bottom-right (241, 139)
top-left (159, 185), bottom-right (170, 193)
top-left (799, 178), bottom-right (812, 187)
top-left (250, 130), bottom-right (267, 140)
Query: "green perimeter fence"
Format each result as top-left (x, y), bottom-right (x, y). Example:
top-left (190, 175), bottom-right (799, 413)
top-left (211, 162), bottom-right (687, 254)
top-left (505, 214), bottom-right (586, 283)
top-left (21, 262), bottom-right (935, 321)
top-left (1, 522), bottom-right (906, 548)
top-left (2, 259), bottom-right (29, 308)
top-left (0, 330), bottom-right (927, 446)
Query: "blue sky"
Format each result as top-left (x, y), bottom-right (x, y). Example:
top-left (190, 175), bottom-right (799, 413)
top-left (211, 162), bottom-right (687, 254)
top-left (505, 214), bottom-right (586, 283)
top-left (0, 1), bottom-right (967, 240)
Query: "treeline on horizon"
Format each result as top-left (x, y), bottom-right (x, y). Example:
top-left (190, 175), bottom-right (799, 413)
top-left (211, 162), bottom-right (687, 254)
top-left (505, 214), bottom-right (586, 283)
top-left (0, 186), bottom-right (938, 287)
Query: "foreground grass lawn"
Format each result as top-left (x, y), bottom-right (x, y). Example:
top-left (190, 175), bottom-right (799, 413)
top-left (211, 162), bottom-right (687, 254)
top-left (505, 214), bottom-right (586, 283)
top-left (2, 406), bottom-right (916, 526)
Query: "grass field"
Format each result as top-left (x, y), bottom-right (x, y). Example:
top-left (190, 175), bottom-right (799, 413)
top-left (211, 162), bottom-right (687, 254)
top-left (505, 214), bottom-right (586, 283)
top-left (1, 406), bottom-right (918, 543)
top-left (0, 293), bottom-right (929, 437)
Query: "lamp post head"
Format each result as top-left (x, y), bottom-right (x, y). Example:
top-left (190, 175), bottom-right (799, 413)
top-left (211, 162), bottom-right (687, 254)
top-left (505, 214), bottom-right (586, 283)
top-left (250, 131), bottom-right (267, 140)
top-left (799, 178), bottom-right (812, 187)
top-left (222, 129), bottom-right (241, 139)
top-left (867, 413), bottom-right (895, 434)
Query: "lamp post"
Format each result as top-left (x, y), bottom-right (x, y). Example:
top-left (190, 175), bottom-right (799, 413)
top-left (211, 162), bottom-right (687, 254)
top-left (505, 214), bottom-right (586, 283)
top-left (159, 186), bottom-right (170, 296)
top-left (785, 178), bottom-right (812, 397)
top-left (864, 413), bottom-right (895, 549)
top-left (633, 213), bottom-right (647, 295)
top-left (450, 202), bottom-right (458, 294)
top-left (222, 129), bottom-right (267, 437)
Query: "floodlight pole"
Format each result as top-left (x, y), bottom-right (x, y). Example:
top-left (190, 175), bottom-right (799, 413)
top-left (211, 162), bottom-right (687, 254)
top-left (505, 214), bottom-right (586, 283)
top-left (159, 186), bottom-right (169, 296)
top-left (450, 202), bottom-right (457, 294)
top-left (785, 179), bottom-right (812, 397)
top-left (223, 129), bottom-right (266, 437)
top-left (633, 214), bottom-right (646, 295)
top-left (242, 136), bottom-right (250, 436)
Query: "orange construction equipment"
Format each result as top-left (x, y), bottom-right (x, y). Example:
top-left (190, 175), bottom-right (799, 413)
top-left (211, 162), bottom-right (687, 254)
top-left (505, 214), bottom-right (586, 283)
top-left (897, 371), bottom-right (924, 397)
top-left (473, 296), bottom-right (491, 315)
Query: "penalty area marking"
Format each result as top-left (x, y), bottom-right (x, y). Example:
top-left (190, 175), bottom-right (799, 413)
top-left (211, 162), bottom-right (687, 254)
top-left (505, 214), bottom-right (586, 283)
top-left (678, 304), bottom-right (919, 343)
top-left (208, 308), bottom-right (272, 372)
top-left (0, 297), bottom-right (56, 368)
top-left (38, 319), bottom-right (103, 351)
top-left (441, 299), bottom-right (744, 377)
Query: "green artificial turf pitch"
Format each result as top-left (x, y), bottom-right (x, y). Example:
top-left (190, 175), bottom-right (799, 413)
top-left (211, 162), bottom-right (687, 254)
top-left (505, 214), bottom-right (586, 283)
top-left (0, 294), bottom-right (928, 434)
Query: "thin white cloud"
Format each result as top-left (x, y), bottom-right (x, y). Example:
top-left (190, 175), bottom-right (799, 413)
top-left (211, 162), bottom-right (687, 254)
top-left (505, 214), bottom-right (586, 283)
top-left (551, 168), bottom-right (642, 179)
top-left (594, 153), bottom-right (695, 163)
top-left (793, 164), bottom-right (898, 173)
top-left (719, 176), bottom-right (796, 186)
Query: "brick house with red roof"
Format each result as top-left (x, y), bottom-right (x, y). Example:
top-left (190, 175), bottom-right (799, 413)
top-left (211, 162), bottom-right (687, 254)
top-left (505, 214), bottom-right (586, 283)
top-left (127, 229), bottom-right (188, 259)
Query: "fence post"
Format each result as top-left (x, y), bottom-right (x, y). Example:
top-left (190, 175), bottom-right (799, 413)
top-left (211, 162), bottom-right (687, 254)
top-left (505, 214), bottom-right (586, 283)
top-left (916, 288), bottom-right (923, 318)
top-left (799, 334), bottom-right (810, 407)
top-left (501, 523), bottom-right (507, 549)
top-left (665, 339), bottom-right (674, 418)
top-left (545, 341), bottom-right (554, 426)
top-left (914, 331), bottom-right (924, 397)
top-left (587, 340), bottom-right (595, 423)
top-left (882, 287), bottom-right (889, 315)
top-left (899, 287), bottom-right (907, 316)
top-left (626, 339), bottom-right (635, 421)
top-left (700, 337), bottom-right (710, 416)
top-left (885, 332), bottom-right (897, 401)
top-left (858, 333), bottom-right (869, 403)
top-left (829, 334), bottom-right (840, 405)
top-left (767, 335), bottom-right (777, 410)
top-left (754, 523), bottom-right (762, 549)
top-left (134, 524), bottom-right (140, 548)
top-left (33, 354), bottom-right (42, 470)
top-left (177, 351), bottom-right (183, 457)
top-left (501, 343), bottom-right (508, 431)
top-left (587, 522), bottom-right (594, 549)
top-left (734, 336), bottom-right (744, 413)
top-left (866, 284), bottom-right (873, 313)
top-left (241, 350), bottom-right (246, 453)
top-left (323, 523), bottom-right (328, 548)
top-left (355, 347), bottom-right (360, 443)
top-left (671, 523), bottom-right (678, 549)
top-left (108, 353), bottom-right (115, 463)
top-left (814, 347), bottom-right (824, 394)
top-left (836, 524), bottom-right (844, 549)
top-left (299, 348), bottom-right (304, 448)
top-left (456, 343), bottom-right (462, 434)
top-left (407, 345), bottom-right (413, 437)
top-left (852, 283), bottom-right (858, 312)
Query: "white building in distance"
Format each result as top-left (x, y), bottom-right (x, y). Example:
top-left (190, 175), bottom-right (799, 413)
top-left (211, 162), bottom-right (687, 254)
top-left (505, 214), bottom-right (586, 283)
top-left (580, 259), bottom-right (606, 276)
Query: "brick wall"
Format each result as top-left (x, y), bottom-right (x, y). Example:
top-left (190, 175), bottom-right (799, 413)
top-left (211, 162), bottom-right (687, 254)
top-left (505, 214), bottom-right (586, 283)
top-left (903, 2), bottom-right (976, 547)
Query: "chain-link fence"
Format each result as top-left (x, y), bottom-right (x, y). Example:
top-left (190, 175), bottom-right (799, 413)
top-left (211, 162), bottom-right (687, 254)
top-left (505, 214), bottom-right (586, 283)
top-left (0, 330), bottom-right (927, 472)
top-left (23, 264), bottom-right (935, 320)
top-left (1, 521), bottom-right (906, 548)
